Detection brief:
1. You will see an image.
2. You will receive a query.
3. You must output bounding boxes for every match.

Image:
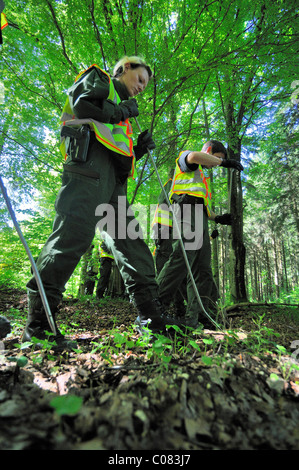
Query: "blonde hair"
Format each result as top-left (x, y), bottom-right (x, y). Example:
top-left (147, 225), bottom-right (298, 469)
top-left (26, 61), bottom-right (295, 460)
top-left (113, 55), bottom-right (153, 79)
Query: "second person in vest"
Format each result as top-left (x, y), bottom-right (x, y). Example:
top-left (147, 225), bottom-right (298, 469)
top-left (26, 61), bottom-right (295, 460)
top-left (157, 140), bottom-right (244, 329)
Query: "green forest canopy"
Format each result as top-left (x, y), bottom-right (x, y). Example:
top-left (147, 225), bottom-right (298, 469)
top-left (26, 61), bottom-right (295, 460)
top-left (0, 0), bottom-right (298, 304)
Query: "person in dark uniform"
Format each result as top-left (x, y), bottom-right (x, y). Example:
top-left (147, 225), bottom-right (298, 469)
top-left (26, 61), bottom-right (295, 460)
top-left (157, 141), bottom-right (243, 329)
top-left (24, 55), bottom-right (181, 350)
top-left (95, 240), bottom-right (114, 299)
top-left (82, 243), bottom-right (99, 295)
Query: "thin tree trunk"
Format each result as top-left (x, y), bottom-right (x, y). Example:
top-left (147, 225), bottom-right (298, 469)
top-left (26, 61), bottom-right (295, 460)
top-left (228, 144), bottom-right (247, 303)
top-left (272, 235), bottom-right (280, 298)
top-left (281, 238), bottom-right (289, 293)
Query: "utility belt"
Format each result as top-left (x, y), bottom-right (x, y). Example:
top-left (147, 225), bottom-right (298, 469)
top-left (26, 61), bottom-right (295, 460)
top-left (61, 124), bottom-right (91, 163)
top-left (63, 164), bottom-right (100, 179)
top-left (171, 194), bottom-right (207, 214)
top-left (171, 193), bottom-right (204, 205)
top-left (61, 125), bottom-right (129, 184)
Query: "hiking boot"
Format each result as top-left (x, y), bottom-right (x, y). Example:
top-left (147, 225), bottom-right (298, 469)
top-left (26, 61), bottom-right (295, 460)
top-left (134, 298), bottom-right (184, 336)
top-left (22, 295), bottom-right (77, 352)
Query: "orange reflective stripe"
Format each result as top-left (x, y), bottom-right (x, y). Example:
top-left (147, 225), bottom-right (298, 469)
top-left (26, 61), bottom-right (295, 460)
top-left (75, 64), bottom-right (109, 83)
top-left (117, 119), bottom-right (134, 154)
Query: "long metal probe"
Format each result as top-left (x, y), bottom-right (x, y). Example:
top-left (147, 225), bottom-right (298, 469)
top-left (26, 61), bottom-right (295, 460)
top-left (134, 118), bottom-right (220, 329)
top-left (0, 175), bottom-right (57, 335)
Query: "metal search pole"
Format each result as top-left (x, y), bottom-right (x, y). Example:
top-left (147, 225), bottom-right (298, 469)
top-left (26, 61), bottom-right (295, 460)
top-left (134, 118), bottom-right (220, 330)
top-left (0, 175), bottom-right (57, 335)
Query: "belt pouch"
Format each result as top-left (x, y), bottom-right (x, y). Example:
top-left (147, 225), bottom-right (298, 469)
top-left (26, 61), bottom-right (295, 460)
top-left (61, 125), bottom-right (90, 162)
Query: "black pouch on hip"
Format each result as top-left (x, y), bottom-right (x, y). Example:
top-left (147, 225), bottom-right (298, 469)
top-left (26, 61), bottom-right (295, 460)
top-left (61, 124), bottom-right (90, 162)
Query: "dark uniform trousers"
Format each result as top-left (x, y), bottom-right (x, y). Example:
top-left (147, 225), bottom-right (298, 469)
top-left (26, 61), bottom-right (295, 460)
top-left (155, 233), bottom-right (187, 314)
top-left (157, 201), bottom-right (214, 327)
top-left (26, 136), bottom-right (158, 310)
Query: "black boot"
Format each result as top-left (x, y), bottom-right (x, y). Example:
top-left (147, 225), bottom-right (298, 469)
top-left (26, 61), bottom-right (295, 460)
top-left (134, 298), bottom-right (184, 336)
top-left (0, 316), bottom-right (11, 339)
top-left (22, 295), bottom-right (77, 352)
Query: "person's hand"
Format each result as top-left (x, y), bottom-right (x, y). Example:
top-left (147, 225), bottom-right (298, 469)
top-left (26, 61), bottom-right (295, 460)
top-left (210, 229), bottom-right (219, 239)
top-left (215, 213), bottom-right (232, 225)
top-left (138, 129), bottom-right (156, 151)
top-left (134, 129), bottom-right (156, 159)
top-left (220, 159), bottom-right (244, 171)
top-left (119, 98), bottom-right (139, 120)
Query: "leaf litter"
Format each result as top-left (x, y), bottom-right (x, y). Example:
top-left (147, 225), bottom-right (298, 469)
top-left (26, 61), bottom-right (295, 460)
top-left (0, 288), bottom-right (298, 450)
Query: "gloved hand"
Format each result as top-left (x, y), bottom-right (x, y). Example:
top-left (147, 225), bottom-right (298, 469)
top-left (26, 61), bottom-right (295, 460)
top-left (220, 159), bottom-right (244, 171)
top-left (215, 213), bottom-right (232, 225)
top-left (118, 98), bottom-right (139, 120)
top-left (134, 129), bottom-right (156, 159)
top-left (210, 229), bottom-right (219, 239)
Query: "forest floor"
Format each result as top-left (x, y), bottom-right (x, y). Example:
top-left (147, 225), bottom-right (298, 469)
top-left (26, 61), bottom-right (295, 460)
top-left (0, 286), bottom-right (299, 452)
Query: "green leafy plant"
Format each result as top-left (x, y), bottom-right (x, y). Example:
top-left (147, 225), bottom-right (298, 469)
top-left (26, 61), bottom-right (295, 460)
top-left (50, 395), bottom-right (83, 416)
top-left (275, 344), bottom-right (299, 381)
top-left (201, 338), bottom-right (215, 366)
top-left (148, 334), bottom-right (173, 365)
top-left (7, 355), bottom-right (28, 384)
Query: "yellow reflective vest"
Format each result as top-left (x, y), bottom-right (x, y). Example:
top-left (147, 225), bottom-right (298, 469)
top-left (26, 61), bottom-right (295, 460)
top-left (59, 64), bottom-right (135, 176)
top-left (169, 154), bottom-right (212, 216)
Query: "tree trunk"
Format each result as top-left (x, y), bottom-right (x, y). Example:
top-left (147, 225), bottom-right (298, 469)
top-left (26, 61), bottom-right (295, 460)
top-left (264, 242), bottom-right (273, 300)
top-left (253, 253), bottom-right (258, 301)
top-left (281, 238), bottom-right (289, 293)
top-left (272, 235), bottom-right (280, 298)
top-left (228, 143), bottom-right (248, 303)
top-left (202, 97), bottom-right (220, 291)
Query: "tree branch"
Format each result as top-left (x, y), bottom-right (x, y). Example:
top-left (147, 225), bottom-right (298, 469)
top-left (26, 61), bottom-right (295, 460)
top-left (45, 0), bottom-right (78, 75)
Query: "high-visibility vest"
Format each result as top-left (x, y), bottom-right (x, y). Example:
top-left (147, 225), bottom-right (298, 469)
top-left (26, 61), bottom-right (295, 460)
top-left (59, 64), bottom-right (135, 176)
top-left (169, 154), bottom-right (212, 216)
top-left (152, 178), bottom-right (173, 229)
top-left (152, 204), bottom-right (173, 228)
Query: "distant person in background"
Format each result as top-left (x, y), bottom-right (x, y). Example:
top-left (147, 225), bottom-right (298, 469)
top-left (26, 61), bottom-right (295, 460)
top-left (84, 240), bottom-right (124, 299)
top-left (83, 243), bottom-right (99, 296)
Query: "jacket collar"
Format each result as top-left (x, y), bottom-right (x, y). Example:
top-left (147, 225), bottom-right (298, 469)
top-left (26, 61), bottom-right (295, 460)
top-left (112, 78), bottom-right (130, 100)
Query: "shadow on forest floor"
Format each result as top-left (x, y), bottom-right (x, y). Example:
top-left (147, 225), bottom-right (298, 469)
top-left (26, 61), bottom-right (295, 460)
top-left (0, 287), bottom-right (298, 451)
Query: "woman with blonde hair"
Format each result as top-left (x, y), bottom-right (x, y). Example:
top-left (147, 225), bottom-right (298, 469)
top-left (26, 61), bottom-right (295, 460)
top-left (24, 55), bottom-right (181, 350)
